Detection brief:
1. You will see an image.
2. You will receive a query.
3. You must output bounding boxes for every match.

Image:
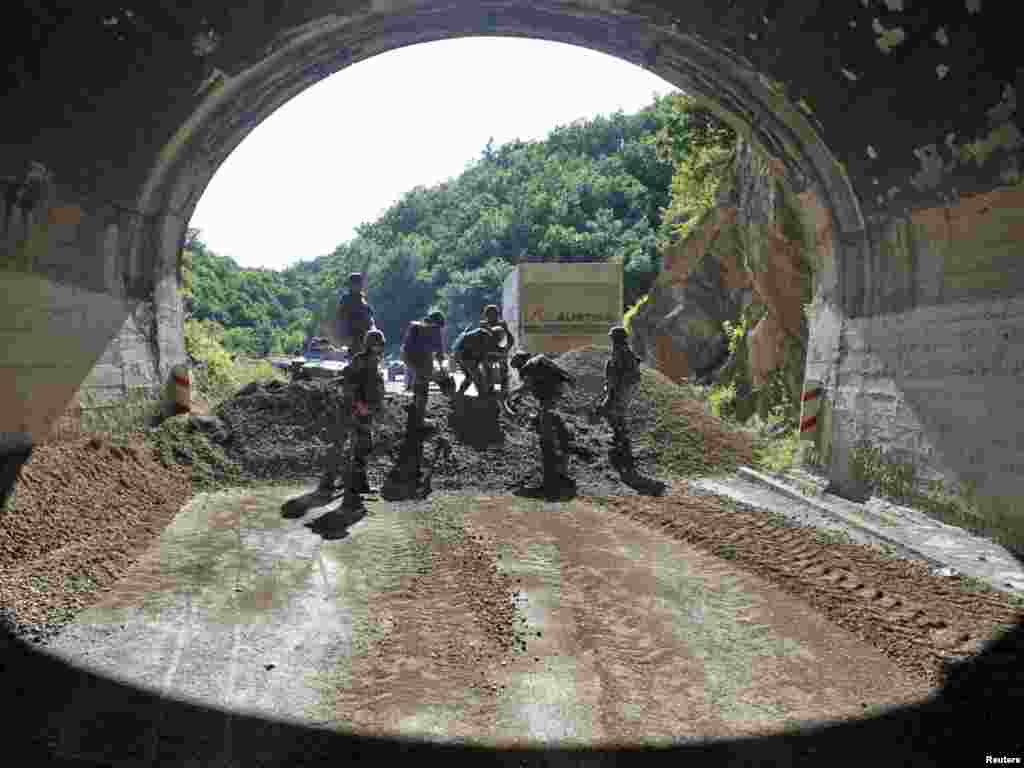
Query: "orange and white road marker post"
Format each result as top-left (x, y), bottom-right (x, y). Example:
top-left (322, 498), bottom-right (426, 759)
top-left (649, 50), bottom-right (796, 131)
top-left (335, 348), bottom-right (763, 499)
top-left (799, 379), bottom-right (823, 442)
top-left (172, 364), bottom-right (192, 415)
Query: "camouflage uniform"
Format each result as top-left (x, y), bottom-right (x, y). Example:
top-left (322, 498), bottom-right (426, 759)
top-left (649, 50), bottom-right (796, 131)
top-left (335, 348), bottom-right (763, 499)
top-left (481, 316), bottom-right (515, 400)
top-left (600, 329), bottom-right (642, 471)
top-left (453, 326), bottom-right (496, 397)
top-left (401, 317), bottom-right (446, 431)
top-left (335, 279), bottom-right (376, 358)
top-left (321, 344), bottom-right (385, 494)
top-left (509, 354), bottom-right (575, 489)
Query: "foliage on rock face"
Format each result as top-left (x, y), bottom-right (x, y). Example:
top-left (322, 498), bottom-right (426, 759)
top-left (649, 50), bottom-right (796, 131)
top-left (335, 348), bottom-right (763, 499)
top-left (654, 94), bottom-right (738, 245)
top-left (183, 95), bottom-right (699, 356)
top-left (623, 294), bottom-right (648, 334)
top-left (645, 100), bottom-right (813, 437)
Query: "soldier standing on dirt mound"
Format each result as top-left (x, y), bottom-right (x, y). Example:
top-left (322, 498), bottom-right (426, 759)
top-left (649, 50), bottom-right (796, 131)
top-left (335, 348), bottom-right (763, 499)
top-left (480, 304), bottom-right (516, 407)
top-left (320, 329), bottom-right (386, 510)
top-left (334, 272), bottom-right (376, 359)
top-left (507, 351), bottom-right (577, 495)
top-left (597, 325), bottom-right (643, 476)
top-left (401, 311), bottom-right (450, 431)
top-left (452, 325), bottom-right (497, 398)
top-left (385, 313), bottom-right (453, 499)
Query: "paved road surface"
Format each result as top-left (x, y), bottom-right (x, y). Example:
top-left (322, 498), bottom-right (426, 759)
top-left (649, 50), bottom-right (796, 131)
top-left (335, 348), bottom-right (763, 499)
top-left (40, 486), bottom-right (931, 764)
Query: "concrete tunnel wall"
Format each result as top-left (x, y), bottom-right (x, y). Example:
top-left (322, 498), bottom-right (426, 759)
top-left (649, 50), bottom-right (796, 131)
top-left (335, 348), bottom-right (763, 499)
top-left (1, 1), bottom-right (1022, 532)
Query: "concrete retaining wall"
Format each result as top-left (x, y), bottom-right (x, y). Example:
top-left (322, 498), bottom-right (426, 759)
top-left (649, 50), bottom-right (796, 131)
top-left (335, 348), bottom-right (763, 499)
top-left (805, 186), bottom-right (1024, 534)
top-left (0, 174), bottom-right (185, 447)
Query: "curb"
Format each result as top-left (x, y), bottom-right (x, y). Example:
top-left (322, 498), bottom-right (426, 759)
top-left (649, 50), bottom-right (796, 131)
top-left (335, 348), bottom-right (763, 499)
top-left (735, 466), bottom-right (948, 568)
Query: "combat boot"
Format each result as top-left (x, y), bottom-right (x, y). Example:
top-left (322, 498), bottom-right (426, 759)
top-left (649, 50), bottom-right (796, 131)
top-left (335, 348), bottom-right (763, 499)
top-left (354, 472), bottom-right (372, 494)
top-left (318, 473), bottom-right (338, 494)
top-left (340, 487), bottom-right (364, 512)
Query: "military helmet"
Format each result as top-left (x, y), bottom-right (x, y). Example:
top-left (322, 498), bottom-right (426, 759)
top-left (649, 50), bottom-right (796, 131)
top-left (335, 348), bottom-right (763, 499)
top-left (510, 351), bottom-right (532, 370)
top-left (364, 329), bottom-right (386, 349)
top-left (349, 272), bottom-right (364, 284)
top-left (609, 326), bottom-right (628, 341)
top-left (427, 311), bottom-right (445, 326)
top-left (483, 304), bottom-right (499, 320)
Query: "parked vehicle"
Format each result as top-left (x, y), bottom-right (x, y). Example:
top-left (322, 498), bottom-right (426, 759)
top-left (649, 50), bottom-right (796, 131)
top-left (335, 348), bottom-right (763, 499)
top-left (289, 337), bottom-right (346, 381)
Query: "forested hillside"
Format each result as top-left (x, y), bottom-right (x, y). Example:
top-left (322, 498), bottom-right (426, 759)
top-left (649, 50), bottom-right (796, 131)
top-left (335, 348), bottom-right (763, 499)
top-left (181, 92), bottom-right (719, 356)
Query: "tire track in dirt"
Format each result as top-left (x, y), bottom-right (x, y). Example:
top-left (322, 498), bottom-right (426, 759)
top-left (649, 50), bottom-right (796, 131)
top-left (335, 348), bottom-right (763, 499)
top-left (329, 507), bottom-right (533, 736)
top-left (603, 488), bottom-right (1024, 686)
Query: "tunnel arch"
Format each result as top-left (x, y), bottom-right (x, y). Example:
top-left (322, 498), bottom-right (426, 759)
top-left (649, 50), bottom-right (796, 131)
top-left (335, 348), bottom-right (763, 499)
top-left (4, 0), bottom-right (1023, 529)
top-left (136, 1), bottom-right (865, 491)
top-left (141, 3), bottom-right (864, 256)
top-left (3, 4), bottom-right (1024, 758)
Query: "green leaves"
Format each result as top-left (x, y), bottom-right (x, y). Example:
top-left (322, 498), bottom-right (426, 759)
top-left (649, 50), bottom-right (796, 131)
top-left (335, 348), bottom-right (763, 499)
top-left (184, 95), bottom-right (698, 356)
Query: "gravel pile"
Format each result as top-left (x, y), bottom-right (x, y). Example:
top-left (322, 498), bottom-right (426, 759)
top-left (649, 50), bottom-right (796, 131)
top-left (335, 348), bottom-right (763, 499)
top-left (0, 436), bottom-right (191, 643)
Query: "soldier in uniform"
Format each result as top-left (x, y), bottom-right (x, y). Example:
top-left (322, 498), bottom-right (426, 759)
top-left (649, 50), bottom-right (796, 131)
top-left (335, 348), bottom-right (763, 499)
top-left (480, 304), bottom-right (516, 406)
top-left (401, 311), bottom-right (448, 431)
top-left (452, 325), bottom-right (496, 398)
top-left (507, 352), bottom-right (576, 494)
top-left (597, 326), bottom-right (643, 475)
top-left (334, 272), bottom-right (376, 358)
top-left (320, 329), bottom-right (387, 510)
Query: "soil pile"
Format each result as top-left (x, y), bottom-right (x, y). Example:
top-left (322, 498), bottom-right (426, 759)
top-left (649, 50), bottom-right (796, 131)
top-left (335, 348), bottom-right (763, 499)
top-left (0, 436), bottom-right (191, 641)
top-left (206, 378), bottom-right (626, 495)
top-left (553, 347), bottom-right (756, 475)
top-left (192, 352), bottom-right (752, 495)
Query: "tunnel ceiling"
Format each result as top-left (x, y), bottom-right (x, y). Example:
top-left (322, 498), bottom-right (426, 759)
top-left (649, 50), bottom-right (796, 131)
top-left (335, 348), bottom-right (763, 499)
top-left (3, 0), bottom-right (1022, 226)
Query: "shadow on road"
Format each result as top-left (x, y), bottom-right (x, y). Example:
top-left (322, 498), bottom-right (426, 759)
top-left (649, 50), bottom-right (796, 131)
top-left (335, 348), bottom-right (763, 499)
top-left (281, 489), bottom-right (335, 519)
top-left (304, 506), bottom-right (367, 541)
top-left (2, 612), bottom-right (1022, 766)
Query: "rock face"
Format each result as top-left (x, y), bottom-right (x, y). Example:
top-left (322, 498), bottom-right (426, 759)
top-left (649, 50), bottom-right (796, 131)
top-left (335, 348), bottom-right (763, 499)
top-left (630, 140), bottom-right (812, 400)
top-left (630, 219), bottom-right (748, 382)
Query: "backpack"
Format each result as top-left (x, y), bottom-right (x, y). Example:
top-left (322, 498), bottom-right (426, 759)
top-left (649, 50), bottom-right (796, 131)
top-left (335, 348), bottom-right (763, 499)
top-left (455, 327), bottom-right (495, 360)
top-left (401, 321), bottom-right (441, 367)
top-left (335, 292), bottom-right (373, 347)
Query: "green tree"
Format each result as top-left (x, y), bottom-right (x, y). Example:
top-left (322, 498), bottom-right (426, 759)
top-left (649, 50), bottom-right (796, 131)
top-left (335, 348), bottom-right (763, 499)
top-left (182, 93), bottom-right (704, 355)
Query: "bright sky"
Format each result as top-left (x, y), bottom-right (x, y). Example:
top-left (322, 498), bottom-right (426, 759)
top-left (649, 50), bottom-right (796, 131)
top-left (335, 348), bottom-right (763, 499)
top-left (188, 37), bottom-right (677, 271)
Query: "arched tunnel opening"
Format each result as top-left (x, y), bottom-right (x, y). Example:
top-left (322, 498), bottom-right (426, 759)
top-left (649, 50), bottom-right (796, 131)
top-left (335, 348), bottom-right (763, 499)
top-left (2, 2), bottom-right (1023, 765)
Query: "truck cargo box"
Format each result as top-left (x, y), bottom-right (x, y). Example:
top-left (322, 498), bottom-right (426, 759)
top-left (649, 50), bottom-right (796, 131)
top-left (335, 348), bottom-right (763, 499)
top-left (502, 262), bottom-right (623, 357)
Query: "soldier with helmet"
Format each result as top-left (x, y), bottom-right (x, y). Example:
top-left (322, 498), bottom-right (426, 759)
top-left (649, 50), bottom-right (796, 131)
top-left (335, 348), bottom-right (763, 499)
top-left (452, 324), bottom-right (497, 398)
top-left (597, 325), bottom-right (643, 474)
top-left (507, 351), bottom-right (577, 494)
top-left (401, 311), bottom-right (450, 430)
top-left (333, 272), bottom-right (376, 359)
top-left (320, 328), bottom-right (387, 510)
top-left (479, 304), bottom-right (516, 406)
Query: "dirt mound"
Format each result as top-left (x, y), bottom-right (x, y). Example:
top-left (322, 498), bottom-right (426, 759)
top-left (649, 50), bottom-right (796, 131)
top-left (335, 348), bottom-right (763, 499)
top-left (0, 436), bottom-right (191, 641)
top-left (206, 378), bottom-right (621, 495)
top-left (554, 347), bottom-right (756, 476)
top-left (198, 352), bottom-right (753, 494)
